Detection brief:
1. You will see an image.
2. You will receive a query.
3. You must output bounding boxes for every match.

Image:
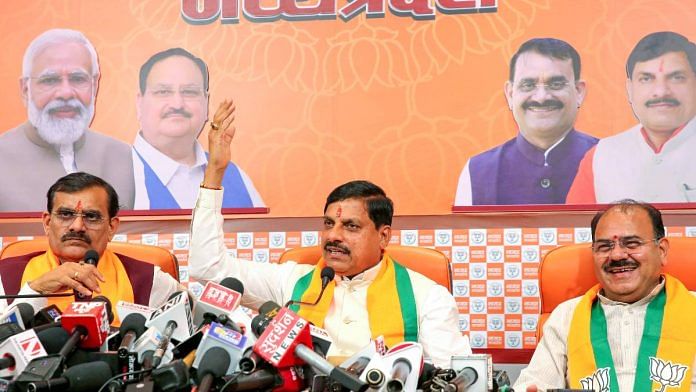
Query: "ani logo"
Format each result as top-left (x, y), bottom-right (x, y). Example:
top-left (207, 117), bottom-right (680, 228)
top-left (649, 357), bottom-right (688, 392)
top-left (579, 368), bottom-right (610, 392)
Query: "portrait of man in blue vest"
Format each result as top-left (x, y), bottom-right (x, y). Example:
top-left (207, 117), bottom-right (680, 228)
top-left (131, 47), bottom-right (264, 210)
top-left (454, 38), bottom-right (597, 206)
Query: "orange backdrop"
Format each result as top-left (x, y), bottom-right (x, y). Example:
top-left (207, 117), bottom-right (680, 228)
top-left (0, 1), bottom-right (694, 216)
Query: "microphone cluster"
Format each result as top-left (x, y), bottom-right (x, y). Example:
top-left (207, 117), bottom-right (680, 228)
top-left (0, 266), bottom-right (510, 391)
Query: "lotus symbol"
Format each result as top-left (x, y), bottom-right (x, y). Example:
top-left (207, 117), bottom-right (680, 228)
top-left (471, 232), bottom-right (483, 244)
top-left (403, 233), bottom-right (416, 245)
top-left (437, 232), bottom-right (450, 244)
top-left (238, 235), bottom-right (251, 247)
top-left (505, 232), bottom-right (519, 244)
top-left (649, 357), bottom-right (687, 392)
top-left (580, 367), bottom-right (610, 392)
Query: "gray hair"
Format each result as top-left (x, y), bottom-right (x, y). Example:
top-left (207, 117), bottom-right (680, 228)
top-left (22, 29), bottom-right (100, 78)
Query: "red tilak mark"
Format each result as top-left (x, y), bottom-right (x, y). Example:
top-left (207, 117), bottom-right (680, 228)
top-left (336, 207), bottom-right (342, 218)
top-left (75, 200), bottom-right (83, 213)
top-left (659, 58), bottom-right (664, 73)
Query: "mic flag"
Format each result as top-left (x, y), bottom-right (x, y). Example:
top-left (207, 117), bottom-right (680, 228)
top-left (61, 301), bottom-right (110, 349)
top-left (253, 307), bottom-right (313, 368)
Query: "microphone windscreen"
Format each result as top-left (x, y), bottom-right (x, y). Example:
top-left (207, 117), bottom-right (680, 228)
top-left (84, 249), bottom-right (100, 265)
top-left (92, 296), bottom-right (115, 323)
top-left (258, 301), bottom-right (281, 316)
top-left (320, 267), bottom-right (335, 282)
top-left (196, 346), bottom-right (231, 383)
top-left (37, 327), bottom-right (70, 354)
top-left (119, 313), bottom-right (147, 336)
top-left (64, 361), bottom-right (113, 392)
top-left (219, 277), bottom-right (245, 295)
top-left (16, 303), bottom-right (35, 328)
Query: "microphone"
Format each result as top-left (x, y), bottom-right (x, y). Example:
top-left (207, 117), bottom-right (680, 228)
top-left (36, 327), bottom-right (70, 355)
top-left (192, 322), bottom-right (247, 376)
top-left (115, 301), bottom-right (154, 323)
top-left (195, 346), bottom-right (231, 392)
top-left (192, 278), bottom-right (244, 329)
top-left (150, 359), bottom-right (190, 392)
top-left (250, 301), bottom-right (282, 338)
top-left (0, 303), bottom-right (35, 328)
top-left (117, 313), bottom-right (147, 358)
top-left (60, 299), bottom-right (112, 351)
top-left (74, 249), bottom-right (99, 302)
top-left (443, 367), bottom-right (478, 392)
top-left (31, 305), bottom-right (62, 330)
top-left (0, 329), bottom-right (47, 378)
top-left (283, 267), bottom-right (335, 308)
top-left (252, 306), bottom-right (367, 391)
top-left (218, 368), bottom-right (282, 391)
top-left (132, 327), bottom-right (173, 369)
top-left (386, 358), bottom-right (411, 391)
top-left (146, 291), bottom-right (194, 368)
top-left (25, 361), bottom-right (113, 392)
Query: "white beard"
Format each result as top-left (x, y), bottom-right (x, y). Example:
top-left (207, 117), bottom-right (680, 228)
top-left (28, 96), bottom-right (94, 147)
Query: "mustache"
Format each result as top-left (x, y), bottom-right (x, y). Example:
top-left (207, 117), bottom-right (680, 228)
top-left (45, 98), bottom-right (84, 115)
top-left (324, 241), bottom-right (350, 254)
top-left (522, 99), bottom-right (564, 110)
top-left (163, 108), bottom-right (192, 118)
top-left (646, 97), bottom-right (680, 107)
top-left (602, 259), bottom-right (639, 272)
top-left (61, 231), bottom-right (92, 244)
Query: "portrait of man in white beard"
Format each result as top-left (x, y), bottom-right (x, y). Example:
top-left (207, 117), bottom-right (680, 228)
top-left (0, 28), bottom-right (134, 212)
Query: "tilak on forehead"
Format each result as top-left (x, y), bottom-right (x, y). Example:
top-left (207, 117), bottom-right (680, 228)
top-left (659, 58), bottom-right (664, 73)
top-left (75, 200), bottom-right (83, 212)
top-left (336, 206), bottom-right (342, 218)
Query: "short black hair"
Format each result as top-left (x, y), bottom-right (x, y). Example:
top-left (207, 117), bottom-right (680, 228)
top-left (626, 31), bottom-right (696, 79)
top-left (324, 180), bottom-right (393, 228)
top-left (590, 199), bottom-right (665, 242)
top-left (139, 47), bottom-right (209, 95)
top-left (47, 172), bottom-right (120, 218)
top-left (509, 38), bottom-right (581, 82)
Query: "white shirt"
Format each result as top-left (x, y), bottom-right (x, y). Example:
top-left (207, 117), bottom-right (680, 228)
top-left (132, 133), bottom-right (264, 209)
top-left (514, 281), bottom-right (696, 391)
top-left (188, 188), bottom-right (471, 367)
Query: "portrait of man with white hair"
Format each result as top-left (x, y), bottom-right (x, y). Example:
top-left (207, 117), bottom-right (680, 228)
top-left (0, 28), bottom-right (134, 212)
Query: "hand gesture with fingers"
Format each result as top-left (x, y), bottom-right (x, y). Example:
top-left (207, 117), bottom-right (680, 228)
top-left (203, 99), bottom-right (236, 189)
top-left (29, 260), bottom-right (105, 297)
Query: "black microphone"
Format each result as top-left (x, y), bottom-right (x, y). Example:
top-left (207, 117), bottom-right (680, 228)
top-left (283, 267), bottom-right (335, 308)
top-left (0, 303), bottom-right (36, 344)
top-left (196, 347), bottom-right (231, 392)
top-left (74, 249), bottom-right (99, 302)
top-left (150, 359), bottom-right (190, 392)
top-left (118, 313), bottom-right (147, 358)
top-left (218, 368), bottom-right (282, 391)
top-left (25, 361), bottom-right (113, 392)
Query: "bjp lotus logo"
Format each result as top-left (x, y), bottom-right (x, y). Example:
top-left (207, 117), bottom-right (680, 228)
top-left (487, 248), bottom-right (502, 262)
top-left (580, 367), bottom-right (610, 392)
top-left (505, 231), bottom-right (520, 245)
top-left (506, 264), bottom-right (520, 278)
top-left (649, 357), bottom-right (688, 392)
top-left (238, 234), bottom-right (252, 248)
top-left (454, 249), bottom-right (468, 262)
top-left (270, 233), bottom-right (284, 247)
top-left (436, 232), bottom-right (451, 245)
top-left (470, 231), bottom-right (485, 245)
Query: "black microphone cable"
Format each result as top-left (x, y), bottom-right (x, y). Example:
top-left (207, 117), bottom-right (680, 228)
top-left (96, 368), bottom-right (153, 392)
top-left (283, 266), bottom-right (335, 308)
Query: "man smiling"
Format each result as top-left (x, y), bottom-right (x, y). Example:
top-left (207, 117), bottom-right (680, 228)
top-left (0, 29), bottom-right (134, 211)
top-left (567, 31), bottom-right (696, 203)
top-left (454, 38), bottom-right (597, 205)
top-left (514, 200), bottom-right (696, 391)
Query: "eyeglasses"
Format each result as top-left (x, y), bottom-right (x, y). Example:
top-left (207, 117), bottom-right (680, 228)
top-left (591, 236), bottom-right (662, 257)
top-left (516, 80), bottom-right (570, 93)
top-left (27, 72), bottom-right (94, 93)
top-left (148, 85), bottom-right (206, 100)
top-left (51, 209), bottom-right (105, 229)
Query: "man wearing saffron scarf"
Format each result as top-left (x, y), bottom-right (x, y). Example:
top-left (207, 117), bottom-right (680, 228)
top-left (0, 172), bottom-right (181, 325)
top-left (514, 200), bottom-right (696, 391)
top-left (188, 103), bottom-right (471, 367)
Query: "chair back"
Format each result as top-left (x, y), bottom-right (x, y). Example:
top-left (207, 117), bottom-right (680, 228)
top-left (0, 238), bottom-right (179, 281)
top-left (278, 245), bottom-right (452, 292)
top-left (538, 237), bottom-right (696, 339)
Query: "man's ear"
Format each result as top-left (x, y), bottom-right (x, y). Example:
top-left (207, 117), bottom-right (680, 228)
top-left (379, 225), bottom-right (392, 250)
top-left (108, 217), bottom-right (120, 241)
top-left (20, 78), bottom-right (29, 107)
top-left (658, 237), bottom-right (670, 267)
top-left (41, 212), bottom-right (51, 235)
top-left (575, 79), bottom-right (587, 107)
top-left (504, 80), bottom-right (513, 110)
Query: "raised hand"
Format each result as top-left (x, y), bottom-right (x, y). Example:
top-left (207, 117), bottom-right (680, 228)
top-left (203, 99), bottom-right (236, 189)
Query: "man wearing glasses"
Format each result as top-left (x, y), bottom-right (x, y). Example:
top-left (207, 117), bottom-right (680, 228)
top-left (0, 172), bottom-right (180, 325)
top-left (132, 48), bottom-right (264, 209)
top-left (454, 38), bottom-right (597, 205)
top-left (0, 29), bottom-right (134, 212)
top-left (514, 200), bottom-right (696, 391)
top-left (567, 31), bottom-right (696, 204)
